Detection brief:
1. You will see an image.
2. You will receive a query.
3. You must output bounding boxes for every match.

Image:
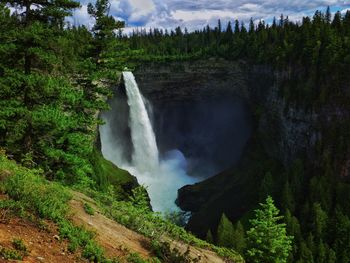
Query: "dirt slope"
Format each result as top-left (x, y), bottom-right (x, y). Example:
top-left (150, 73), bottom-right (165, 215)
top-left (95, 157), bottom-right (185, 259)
top-left (70, 192), bottom-right (229, 263)
top-left (69, 192), bottom-right (152, 259)
top-left (0, 196), bottom-right (85, 263)
top-left (0, 192), bottom-right (231, 262)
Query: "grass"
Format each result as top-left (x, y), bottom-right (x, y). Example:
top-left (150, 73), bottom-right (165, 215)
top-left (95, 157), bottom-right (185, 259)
top-left (90, 149), bottom-right (137, 199)
top-left (0, 152), bottom-right (108, 262)
top-left (84, 202), bottom-right (95, 215)
top-left (12, 239), bottom-right (28, 253)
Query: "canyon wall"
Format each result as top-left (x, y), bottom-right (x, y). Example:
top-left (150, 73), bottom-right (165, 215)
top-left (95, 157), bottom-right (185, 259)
top-left (133, 59), bottom-right (330, 236)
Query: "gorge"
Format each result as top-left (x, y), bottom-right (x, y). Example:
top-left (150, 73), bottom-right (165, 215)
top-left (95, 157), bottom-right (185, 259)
top-left (100, 59), bottom-right (349, 238)
top-left (99, 65), bottom-right (253, 213)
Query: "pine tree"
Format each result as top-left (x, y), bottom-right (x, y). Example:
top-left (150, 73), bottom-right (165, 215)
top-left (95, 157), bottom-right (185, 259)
top-left (0, 0), bottom-right (110, 184)
top-left (232, 221), bottom-right (246, 253)
top-left (259, 171), bottom-right (274, 201)
top-left (206, 229), bottom-right (214, 243)
top-left (87, 0), bottom-right (125, 63)
top-left (246, 196), bottom-right (293, 263)
top-left (312, 202), bottom-right (328, 239)
top-left (298, 240), bottom-right (314, 263)
top-left (281, 182), bottom-right (295, 213)
top-left (216, 213), bottom-right (235, 248)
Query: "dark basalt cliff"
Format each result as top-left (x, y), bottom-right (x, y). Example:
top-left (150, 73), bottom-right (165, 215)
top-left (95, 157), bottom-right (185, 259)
top-left (134, 59), bottom-right (251, 102)
top-left (134, 59), bottom-right (347, 237)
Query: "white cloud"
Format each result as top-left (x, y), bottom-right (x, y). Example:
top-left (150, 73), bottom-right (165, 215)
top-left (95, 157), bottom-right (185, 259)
top-left (67, 4), bottom-right (94, 28)
top-left (71, 0), bottom-right (350, 31)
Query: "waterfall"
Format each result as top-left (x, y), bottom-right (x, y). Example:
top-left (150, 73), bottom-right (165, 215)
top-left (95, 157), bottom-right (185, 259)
top-left (123, 71), bottom-right (159, 172)
top-left (100, 71), bottom-right (200, 213)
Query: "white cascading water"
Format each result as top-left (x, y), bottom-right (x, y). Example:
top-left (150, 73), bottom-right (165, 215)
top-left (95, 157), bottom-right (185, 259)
top-left (123, 71), bottom-right (159, 172)
top-left (100, 71), bottom-right (200, 213)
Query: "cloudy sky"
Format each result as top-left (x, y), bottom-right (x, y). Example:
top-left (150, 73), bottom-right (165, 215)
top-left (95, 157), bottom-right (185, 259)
top-left (69, 0), bottom-right (350, 32)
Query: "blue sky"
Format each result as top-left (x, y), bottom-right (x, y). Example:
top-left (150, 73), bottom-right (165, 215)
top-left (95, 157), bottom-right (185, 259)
top-left (69, 0), bottom-right (350, 32)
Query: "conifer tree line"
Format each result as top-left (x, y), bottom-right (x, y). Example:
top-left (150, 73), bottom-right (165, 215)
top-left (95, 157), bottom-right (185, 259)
top-left (123, 8), bottom-right (350, 107)
top-left (206, 197), bottom-right (293, 263)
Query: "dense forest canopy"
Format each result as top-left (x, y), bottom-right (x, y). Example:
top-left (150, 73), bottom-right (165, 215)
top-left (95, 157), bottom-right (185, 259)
top-left (0, 1), bottom-right (350, 262)
top-left (121, 8), bottom-right (350, 108)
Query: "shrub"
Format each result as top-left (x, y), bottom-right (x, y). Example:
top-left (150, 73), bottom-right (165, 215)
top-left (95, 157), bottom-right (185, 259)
top-left (82, 240), bottom-right (105, 262)
top-left (12, 238), bottom-right (28, 254)
top-left (0, 246), bottom-right (23, 260)
top-left (84, 203), bottom-right (95, 215)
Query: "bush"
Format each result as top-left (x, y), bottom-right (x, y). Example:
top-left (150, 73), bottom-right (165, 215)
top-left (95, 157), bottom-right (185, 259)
top-left (0, 246), bottom-right (23, 260)
top-left (82, 240), bottom-right (105, 262)
top-left (12, 238), bottom-right (28, 254)
top-left (84, 203), bottom-right (95, 215)
top-left (58, 220), bottom-right (94, 252)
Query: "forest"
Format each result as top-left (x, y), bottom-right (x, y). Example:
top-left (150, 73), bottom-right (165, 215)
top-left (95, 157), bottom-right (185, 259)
top-left (0, 0), bottom-right (350, 262)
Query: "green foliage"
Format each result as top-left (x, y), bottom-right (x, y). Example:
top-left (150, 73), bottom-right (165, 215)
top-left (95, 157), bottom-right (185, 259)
top-left (0, 0), bottom-right (111, 185)
top-left (82, 240), bottom-right (105, 262)
top-left (1, 154), bottom-right (70, 221)
top-left (87, 0), bottom-right (126, 70)
top-left (58, 220), bottom-right (94, 252)
top-left (129, 186), bottom-right (151, 212)
top-left (246, 196), bottom-right (293, 263)
top-left (84, 202), bottom-right (95, 215)
top-left (149, 240), bottom-right (191, 263)
top-left (12, 239), bottom-right (28, 254)
top-left (232, 221), bottom-right (246, 254)
top-left (0, 237), bottom-right (28, 260)
top-left (122, 9), bottom-right (350, 108)
top-left (0, 246), bottom-right (23, 260)
top-left (89, 149), bottom-right (137, 199)
top-left (205, 229), bottom-right (214, 243)
top-left (216, 213), bottom-right (235, 248)
top-left (164, 211), bottom-right (187, 227)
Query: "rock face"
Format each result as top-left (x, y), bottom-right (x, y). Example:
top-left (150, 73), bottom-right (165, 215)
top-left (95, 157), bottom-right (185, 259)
top-left (134, 59), bottom-right (316, 166)
top-left (134, 59), bottom-right (251, 102)
top-left (134, 59), bottom-right (341, 236)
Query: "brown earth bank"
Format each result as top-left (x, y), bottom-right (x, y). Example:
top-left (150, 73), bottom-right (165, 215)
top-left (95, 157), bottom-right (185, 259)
top-left (70, 192), bottom-right (230, 263)
top-left (0, 196), bottom-right (85, 263)
top-left (1, 192), bottom-right (233, 262)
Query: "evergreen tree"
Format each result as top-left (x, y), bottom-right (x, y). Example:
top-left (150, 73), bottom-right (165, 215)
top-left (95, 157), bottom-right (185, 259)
top-left (312, 202), bottom-right (328, 239)
top-left (259, 171), bottom-right (274, 201)
top-left (206, 229), bottom-right (214, 243)
top-left (0, 0), bottom-right (111, 184)
top-left (297, 241), bottom-right (314, 263)
top-left (281, 182), bottom-right (295, 213)
top-left (232, 221), bottom-right (246, 253)
top-left (246, 196), bottom-right (293, 263)
top-left (216, 213), bottom-right (235, 248)
top-left (87, 0), bottom-right (125, 63)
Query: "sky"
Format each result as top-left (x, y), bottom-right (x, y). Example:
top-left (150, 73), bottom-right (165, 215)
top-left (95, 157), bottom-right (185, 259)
top-left (69, 0), bottom-right (350, 33)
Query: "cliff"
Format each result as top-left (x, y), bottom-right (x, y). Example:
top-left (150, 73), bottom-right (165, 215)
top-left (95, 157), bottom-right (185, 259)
top-left (134, 59), bottom-right (349, 236)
